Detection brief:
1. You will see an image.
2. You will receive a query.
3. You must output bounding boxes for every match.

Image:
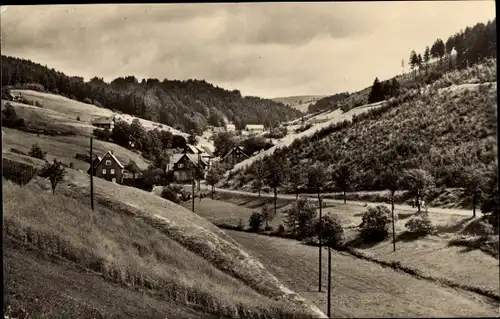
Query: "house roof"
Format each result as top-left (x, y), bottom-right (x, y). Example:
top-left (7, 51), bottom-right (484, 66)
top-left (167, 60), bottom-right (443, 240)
top-left (179, 153), bottom-right (208, 167)
top-left (94, 151), bottom-right (124, 169)
top-left (184, 144), bottom-right (210, 157)
top-left (245, 124), bottom-right (265, 130)
top-left (221, 146), bottom-right (249, 161)
top-left (170, 153), bottom-right (184, 165)
top-left (92, 117), bottom-right (114, 125)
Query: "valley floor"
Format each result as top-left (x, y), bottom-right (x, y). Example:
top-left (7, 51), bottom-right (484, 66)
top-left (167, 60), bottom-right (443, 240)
top-left (225, 230), bottom-right (498, 317)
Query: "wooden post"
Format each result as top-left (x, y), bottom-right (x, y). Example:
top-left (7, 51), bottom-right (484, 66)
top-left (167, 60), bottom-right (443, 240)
top-left (192, 169), bottom-right (195, 212)
top-left (198, 152), bottom-right (201, 192)
top-left (318, 191), bottom-right (322, 292)
top-left (392, 193), bottom-right (396, 252)
top-left (327, 246), bottom-right (331, 318)
top-left (90, 136), bottom-right (94, 211)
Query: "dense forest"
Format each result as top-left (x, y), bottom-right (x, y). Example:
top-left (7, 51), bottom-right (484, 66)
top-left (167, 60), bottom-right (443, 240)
top-left (1, 56), bottom-right (303, 135)
top-left (308, 18), bottom-right (496, 114)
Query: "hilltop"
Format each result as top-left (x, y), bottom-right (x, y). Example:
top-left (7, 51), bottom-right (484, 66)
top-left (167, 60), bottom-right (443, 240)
top-left (1, 55), bottom-right (303, 135)
top-left (271, 95), bottom-right (328, 113)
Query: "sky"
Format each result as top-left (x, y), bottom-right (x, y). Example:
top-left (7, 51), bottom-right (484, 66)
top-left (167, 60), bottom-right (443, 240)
top-left (0, 2), bottom-right (496, 98)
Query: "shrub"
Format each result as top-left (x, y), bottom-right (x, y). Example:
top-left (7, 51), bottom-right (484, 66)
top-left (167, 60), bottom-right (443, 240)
top-left (76, 116), bottom-right (81, 121)
top-left (28, 143), bottom-right (46, 160)
top-left (83, 97), bottom-right (93, 104)
top-left (277, 224), bottom-right (285, 234)
top-left (315, 213), bottom-right (345, 248)
top-left (404, 211), bottom-right (436, 235)
top-left (34, 101), bottom-right (43, 108)
top-left (161, 185), bottom-right (182, 204)
top-left (359, 205), bottom-right (392, 241)
top-left (249, 212), bottom-right (264, 232)
top-left (1, 103), bottom-right (25, 128)
top-left (285, 196), bottom-right (317, 239)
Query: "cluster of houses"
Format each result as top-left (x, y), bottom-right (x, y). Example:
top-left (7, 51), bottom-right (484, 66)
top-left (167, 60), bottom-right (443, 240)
top-left (88, 143), bottom-right (251, 185)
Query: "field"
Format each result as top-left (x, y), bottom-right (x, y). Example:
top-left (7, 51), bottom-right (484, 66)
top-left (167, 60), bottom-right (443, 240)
top-left (3, 154), bottom-right (326, 318)
top-left (187, 192), bottom-right (499, 309)
top-left (225, 230), bottom-right (498, 317)
top-left (2, 127), bottom-right (150, 171)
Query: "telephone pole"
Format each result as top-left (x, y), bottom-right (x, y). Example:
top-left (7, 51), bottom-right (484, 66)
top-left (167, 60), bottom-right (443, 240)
top-left (192, 169), bottom-right (195, 212)
top-left (90, 136), bottom-right (94, 211)
top-left (198, 151), bottom-right (201, 192)
top-left (327, 245), bottom-right (332, 317)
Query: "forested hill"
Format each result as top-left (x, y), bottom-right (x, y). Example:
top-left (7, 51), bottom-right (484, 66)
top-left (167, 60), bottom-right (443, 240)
top-left (1, 55), bottom-right (303, 134)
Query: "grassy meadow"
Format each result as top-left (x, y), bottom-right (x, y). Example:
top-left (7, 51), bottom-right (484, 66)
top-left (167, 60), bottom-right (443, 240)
top-left (3, 156), bottom-right (326, 318)
top-left (187, 192), bottom-right (499, 306)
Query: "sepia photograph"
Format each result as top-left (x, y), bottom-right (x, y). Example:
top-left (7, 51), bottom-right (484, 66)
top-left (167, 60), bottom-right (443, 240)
top-left (1, 1), bottom-right (498, 318)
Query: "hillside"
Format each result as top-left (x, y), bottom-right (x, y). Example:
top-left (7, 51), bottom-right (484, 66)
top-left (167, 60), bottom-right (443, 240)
top-left (3, 154), bottom-right (326, 318)
top-left (1, 55), bottom-right (303, 134)
top-left (2, 89), bottom-right (216, 153)
top-left (223, 58), bottom-right (497, 206)
top-left (271, 95), bottom-right (328, 112)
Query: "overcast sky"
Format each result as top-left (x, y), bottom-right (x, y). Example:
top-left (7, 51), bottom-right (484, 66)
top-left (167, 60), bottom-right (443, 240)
top-left (0, 2), bottom-right (495, 98)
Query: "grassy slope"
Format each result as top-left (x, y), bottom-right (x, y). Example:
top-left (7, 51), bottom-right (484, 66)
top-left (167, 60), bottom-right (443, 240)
top-left (188, 195), bottom-right (499, 301)
top-left (225, 230), bottom-right (498, 317)
top-left (9, 89), bottom-right (215, 152)
top-left (3, 157), bottom-right (326, 318)
top-left (3, 127), bottom-right (150, 171)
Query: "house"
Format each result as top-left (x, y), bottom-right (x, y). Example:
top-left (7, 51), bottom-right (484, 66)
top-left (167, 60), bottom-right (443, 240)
top-left (221, 146), bottom-right (249, 166)
top-left (226, 124), bottom-right (236, 132)
top-left (183, 144), bottom-right (213, 167)
top-left (172, 153), bottom-right (209, 183)
top-left (92, 116), bottom-right (115, 130)
top-left (244, 124), bottom-right (265, 134)
top-left (88, 151), bottom-right (125, 184)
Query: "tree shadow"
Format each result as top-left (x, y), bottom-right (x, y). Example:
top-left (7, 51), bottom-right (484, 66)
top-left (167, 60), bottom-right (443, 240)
top-left (436, 216), bottom-right (474, 234)
top-left (396, 231), bottom-right (428, 243)
top-left (345, 235), bottom-right (385, 249)
top-left (397, 212), bottom-right (414, 220)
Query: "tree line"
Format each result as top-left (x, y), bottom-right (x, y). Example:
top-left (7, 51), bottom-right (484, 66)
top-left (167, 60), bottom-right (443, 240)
top-left (408, 18), bottom-right (496, 76)
top-left (1, 55), bottom-right (303, 135)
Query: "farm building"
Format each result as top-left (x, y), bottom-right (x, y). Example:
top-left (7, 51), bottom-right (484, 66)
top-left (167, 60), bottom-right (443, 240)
top-left (172, 153), bottom-right (209, 183)
top-left (88, 151), bottom-right (124, 184)
top-left (244, 124), bottom-right (265, 134)
top-left (221, 146), bottom-right (249, 167)
top-left (183, 144), bottom-right (213, 166)
top-left (92, 116), bottom-right (115, 130)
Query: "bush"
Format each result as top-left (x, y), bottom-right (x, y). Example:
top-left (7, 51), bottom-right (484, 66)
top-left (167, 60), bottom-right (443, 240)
top-left (315, 213), bottom-right (345, 248)
top-left (284, 196), bottom-right (317, 239)
top-left (359, 205), bottom-right (392, 241)
top-left (34, 101), bottom-right (43, 108)
top-left (161, 185), bottom-right (183, 204)
top-left (277, 224), bottom-right (285, 234)
top-left (28, 143), bottom-right (46, 160)
top-left (248, 212), bottom-right (264, 232)
top-left (1, 103), bottom-right (25, 128)
top-left (404, 211), bottom-right (436, 235)
top-left (83, 97), bottom-right (93, 104)
top-left (236, 218), bottom-right (245, 230)
top-left (76, 116), bottom-right (81, 121)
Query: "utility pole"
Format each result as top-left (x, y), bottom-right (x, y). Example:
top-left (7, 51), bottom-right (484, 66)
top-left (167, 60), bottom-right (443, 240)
top-left (318, 195), bottom-right (323, 292)
top-left (392, 194), bottom-right (396, 252)
top-left (90, 136), bottom-right (94, 211)
top-left (327, 245), bottom-right (332, 318)
top-left (192, 169), bottom-right (195, 212)
top-left (198, 151), bottom-right (201, 192)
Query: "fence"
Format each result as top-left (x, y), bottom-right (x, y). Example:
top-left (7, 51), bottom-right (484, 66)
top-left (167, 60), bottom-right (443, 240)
top-left (3, 158), bottom-right (39, 186)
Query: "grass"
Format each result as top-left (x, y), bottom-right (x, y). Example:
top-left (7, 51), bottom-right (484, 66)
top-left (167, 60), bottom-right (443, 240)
top-left (191, 193), bottom-right (499, 306)
top-left (225, 230), bottom-right (498, 317)
top-left (2, 127), bottom-right (150, 171)
top-left (3, 156), bottom-right (326, 318)
top-left (1, 99), bottom-right (95, 136)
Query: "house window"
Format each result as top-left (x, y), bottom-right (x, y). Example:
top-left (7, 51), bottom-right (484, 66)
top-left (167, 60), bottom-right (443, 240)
top-left (106, 160), bottom-right (112, 166)
top-left (110, 169), bottom-right (115, 174)
top-left (102, 169), bottom-right (106, 175)
top-left (178, 163), bottom-right (184, 168)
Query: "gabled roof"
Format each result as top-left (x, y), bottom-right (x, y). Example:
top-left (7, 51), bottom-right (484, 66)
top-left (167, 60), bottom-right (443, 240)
top-left (170, 153), bottom-right (184, 165)
top-left (178, 153), bottom-right (208, 167)
top-left (184, 144), bottom-right (210, 157)
top-left (94, 151), bottom-right (124, 169)
top-left (221, 146), bottom-right (249, 161)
